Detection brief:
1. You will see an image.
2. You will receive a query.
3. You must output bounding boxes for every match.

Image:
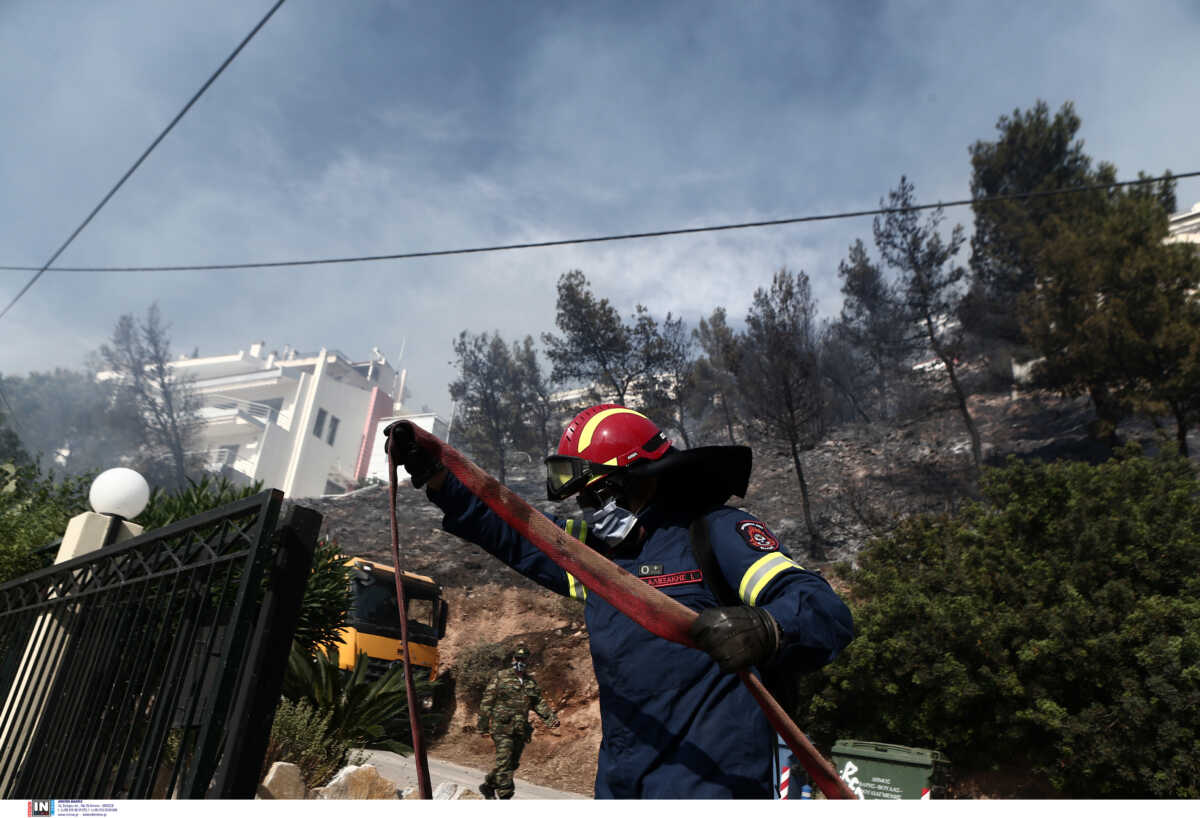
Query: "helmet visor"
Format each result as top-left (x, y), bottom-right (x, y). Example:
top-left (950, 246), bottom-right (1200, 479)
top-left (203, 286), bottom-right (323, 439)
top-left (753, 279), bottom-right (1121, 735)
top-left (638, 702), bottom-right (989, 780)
top-left (545, 455), bottom-right (618, 501)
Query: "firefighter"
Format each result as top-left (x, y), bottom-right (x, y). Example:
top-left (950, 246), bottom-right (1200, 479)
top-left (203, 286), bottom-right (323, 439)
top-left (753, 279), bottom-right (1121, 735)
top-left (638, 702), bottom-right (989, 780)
top-left (386, 405), bottom-right (853, 798)
top-left (476, 644), bottom-right (559, 800)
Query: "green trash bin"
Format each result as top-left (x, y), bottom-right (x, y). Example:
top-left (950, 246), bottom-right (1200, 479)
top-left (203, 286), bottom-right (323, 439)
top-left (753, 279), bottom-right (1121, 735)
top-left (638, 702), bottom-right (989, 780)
top-left (831, 740), bottom-right (951, 799)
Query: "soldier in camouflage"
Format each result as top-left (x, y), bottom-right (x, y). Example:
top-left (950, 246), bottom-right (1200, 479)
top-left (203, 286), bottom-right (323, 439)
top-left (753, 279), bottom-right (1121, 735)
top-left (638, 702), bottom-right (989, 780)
top-left (476, 645), bottom-right (558, 799)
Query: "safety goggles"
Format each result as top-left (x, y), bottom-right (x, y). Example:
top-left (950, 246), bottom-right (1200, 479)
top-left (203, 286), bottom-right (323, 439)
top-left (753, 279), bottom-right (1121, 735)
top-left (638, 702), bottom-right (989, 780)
top-left (544, 455), bottom-right (620, 501)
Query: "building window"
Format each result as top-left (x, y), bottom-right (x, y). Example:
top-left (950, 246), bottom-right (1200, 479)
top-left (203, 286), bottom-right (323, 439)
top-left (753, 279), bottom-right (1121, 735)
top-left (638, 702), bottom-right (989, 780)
top-left (327, 416), bottom-right (340, 446)
top-left (313, 408), bottom-right (327, 438)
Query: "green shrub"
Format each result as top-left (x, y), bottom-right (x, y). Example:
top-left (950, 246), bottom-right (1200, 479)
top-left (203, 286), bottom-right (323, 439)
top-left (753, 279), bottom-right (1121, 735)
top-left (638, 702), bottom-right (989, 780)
top-left (291, 538), bottom-right (350, 657)
top-left (138, 473), bottom-right (263, 530)
top-left (263, 697), bottom-right (361, 788)
top-left (795, 446), bottom-right (1200, 797)
top-left (0, 462), bottom-right (92, 583)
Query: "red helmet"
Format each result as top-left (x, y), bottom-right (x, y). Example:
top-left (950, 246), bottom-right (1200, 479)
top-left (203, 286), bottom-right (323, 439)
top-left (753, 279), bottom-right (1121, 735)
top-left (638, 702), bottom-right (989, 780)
top-left (544, 404), bottom-right (671, 500)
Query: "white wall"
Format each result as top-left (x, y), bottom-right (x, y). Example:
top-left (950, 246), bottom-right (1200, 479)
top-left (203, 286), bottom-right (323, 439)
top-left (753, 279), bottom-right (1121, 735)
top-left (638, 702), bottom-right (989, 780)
top-left (365, 413), bottom-right (449, 484)
top-left (252, 422), bottom-right (294, 490)
top-left (287, 362), bottom-right (377, 498)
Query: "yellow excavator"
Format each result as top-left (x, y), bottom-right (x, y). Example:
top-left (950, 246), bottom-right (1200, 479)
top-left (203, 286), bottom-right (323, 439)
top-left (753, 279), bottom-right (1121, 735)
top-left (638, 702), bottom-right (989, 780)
top-left (335, 557), bottom-right (449, 682)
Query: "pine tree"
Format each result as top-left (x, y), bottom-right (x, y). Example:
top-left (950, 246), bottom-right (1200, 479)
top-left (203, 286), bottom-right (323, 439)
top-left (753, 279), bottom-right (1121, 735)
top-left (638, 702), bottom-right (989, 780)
top-left (874, 177), bottom-right (983, 470)
top-left (1023, 176), bottom-right (1200, 452)
top-left (834, 238), bottom-right (912, 421)
top-left (541, 270), bottom-right (652, 405)
top-left (965, 100), bottom-right (1115, 352)
top-left (737, 269), bottom-right (826, 556)
top-left (693, 308), bottom-right (742, 445)
top-left (449, 331), bottom-right (522, 484)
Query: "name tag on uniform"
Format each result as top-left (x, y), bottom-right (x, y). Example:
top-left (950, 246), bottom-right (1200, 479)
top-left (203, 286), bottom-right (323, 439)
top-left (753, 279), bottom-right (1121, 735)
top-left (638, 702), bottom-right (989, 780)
top-left (641, 570), bottom-right (703, 589)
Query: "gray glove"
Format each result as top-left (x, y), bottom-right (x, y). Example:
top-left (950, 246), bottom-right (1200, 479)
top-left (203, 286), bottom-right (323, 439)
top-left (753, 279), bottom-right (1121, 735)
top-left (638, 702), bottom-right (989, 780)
top-left (689, 606), bottom-right (781, 673)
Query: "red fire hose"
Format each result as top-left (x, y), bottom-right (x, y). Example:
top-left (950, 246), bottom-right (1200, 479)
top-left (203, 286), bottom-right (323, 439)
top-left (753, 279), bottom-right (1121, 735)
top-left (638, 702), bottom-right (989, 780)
top-left (391, 422), bottom-right (856, 800)
top-left (386, 440), bottom-right (433, 799)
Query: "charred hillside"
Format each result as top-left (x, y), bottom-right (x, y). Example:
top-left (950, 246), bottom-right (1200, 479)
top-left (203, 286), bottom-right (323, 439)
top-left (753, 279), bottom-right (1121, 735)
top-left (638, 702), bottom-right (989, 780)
top-left (301, 384), bottom-right (1130, 577)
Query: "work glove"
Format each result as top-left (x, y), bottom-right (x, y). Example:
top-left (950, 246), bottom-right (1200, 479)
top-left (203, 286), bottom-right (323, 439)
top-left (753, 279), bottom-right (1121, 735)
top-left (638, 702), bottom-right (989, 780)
top-left (689, 605), bottom-right (781, 674)
top-left (382, 421), bottom-right (444, 488)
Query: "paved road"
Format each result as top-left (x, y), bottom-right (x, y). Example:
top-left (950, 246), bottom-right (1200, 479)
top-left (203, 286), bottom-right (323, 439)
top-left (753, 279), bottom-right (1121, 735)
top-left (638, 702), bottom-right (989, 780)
top-left (359, 749), bottom-right (589, 800)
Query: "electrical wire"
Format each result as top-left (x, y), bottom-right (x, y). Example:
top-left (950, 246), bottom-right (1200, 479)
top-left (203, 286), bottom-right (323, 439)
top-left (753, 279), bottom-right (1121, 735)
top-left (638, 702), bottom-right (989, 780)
top-left (0, 0), bottom-right (288, 323)
top-left (0, 170), bottom-right (1195, 275)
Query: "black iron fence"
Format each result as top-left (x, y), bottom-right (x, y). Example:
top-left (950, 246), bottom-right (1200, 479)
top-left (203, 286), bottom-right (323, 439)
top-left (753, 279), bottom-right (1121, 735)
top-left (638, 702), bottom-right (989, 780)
top-left (0, 490), bottom-right (320, 799)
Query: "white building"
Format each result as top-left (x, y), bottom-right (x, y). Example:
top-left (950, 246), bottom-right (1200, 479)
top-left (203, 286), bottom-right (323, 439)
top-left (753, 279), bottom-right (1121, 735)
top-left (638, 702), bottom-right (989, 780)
top-left (1167, 201), bottom-right (1200, 248)
top-left (170, 342), bottom-right (446, 498)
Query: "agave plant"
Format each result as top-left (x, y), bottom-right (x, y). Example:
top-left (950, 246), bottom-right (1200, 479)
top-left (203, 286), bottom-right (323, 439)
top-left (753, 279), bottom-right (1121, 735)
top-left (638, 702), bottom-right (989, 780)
top-left (289, 538), bottom-right (350, 657)
top-left (282, 641), bottom-right (444, 755)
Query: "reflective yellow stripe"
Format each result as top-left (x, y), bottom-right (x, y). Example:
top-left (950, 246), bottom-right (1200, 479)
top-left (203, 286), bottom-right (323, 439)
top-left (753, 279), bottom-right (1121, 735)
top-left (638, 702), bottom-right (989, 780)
top-left (578, 407), bottom-right (648, 453)
top-left (738, 552), bottom-right (802, 606)
top-left (565, 519), bottom-right (589, 542)
top-left (566, 572), bottom-right (588, 600)
top-left (564, 520), bottom-right (589, 598)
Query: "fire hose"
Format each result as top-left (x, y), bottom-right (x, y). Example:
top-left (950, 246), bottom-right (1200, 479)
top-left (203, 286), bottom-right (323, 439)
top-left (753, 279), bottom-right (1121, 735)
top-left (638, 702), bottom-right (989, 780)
top-left (386, 437), bottom-right (433, 799)
top-left (387, 422), bottom-right (856, 800)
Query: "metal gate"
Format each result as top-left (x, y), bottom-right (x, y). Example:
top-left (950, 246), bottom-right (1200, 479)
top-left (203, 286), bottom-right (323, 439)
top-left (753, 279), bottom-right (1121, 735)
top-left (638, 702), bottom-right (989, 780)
top-left (0, 490), bottom-right (320, 799)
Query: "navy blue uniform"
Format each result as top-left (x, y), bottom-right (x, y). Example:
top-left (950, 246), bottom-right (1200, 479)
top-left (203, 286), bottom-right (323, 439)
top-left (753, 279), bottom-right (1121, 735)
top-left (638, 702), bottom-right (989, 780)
top-left (432, 472), bottom-right (853, 799)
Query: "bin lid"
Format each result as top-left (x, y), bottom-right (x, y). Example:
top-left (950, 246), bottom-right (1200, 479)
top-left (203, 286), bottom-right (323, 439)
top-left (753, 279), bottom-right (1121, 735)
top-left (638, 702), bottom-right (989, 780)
top-left (832, 739), bottom-right (949, 767)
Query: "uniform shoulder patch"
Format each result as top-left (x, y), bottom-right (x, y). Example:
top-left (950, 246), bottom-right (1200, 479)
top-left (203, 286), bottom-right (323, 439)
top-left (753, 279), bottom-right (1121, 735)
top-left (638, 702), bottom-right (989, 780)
top-left (736, 519), bottom-right (779, 552)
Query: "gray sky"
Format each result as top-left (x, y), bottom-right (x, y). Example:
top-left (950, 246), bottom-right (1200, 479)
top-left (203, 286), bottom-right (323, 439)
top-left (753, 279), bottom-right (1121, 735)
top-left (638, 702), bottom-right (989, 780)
top-left (2, 0), bottom-right (1198, 419)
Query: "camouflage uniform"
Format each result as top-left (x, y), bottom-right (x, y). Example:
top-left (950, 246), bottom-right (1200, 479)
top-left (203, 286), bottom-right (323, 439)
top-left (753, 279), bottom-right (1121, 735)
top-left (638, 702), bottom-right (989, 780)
top-left (478, 662), bottom-right (556, 799)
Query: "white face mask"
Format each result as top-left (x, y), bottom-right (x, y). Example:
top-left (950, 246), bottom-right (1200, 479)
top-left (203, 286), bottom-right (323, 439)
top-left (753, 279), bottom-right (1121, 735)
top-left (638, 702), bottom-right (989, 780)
top-left (581, 498), bottom-right (639, 547)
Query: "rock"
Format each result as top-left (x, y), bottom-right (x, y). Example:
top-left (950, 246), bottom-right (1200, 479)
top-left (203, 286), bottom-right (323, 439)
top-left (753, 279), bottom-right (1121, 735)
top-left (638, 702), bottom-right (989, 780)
top-left (432, 782), bottom-right (460, 799)
top-left (312, 764), bottom-right (402, 799)
top-left (258, 761), bottom-right (306, 800)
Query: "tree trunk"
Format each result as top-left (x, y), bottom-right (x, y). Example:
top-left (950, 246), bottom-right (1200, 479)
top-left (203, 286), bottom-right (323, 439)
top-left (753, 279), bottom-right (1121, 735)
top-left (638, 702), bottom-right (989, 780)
top-left (1172, 405), bottom-right (1190, 458)
top-left (170, 439), bottom-right (188, 490)
top-left (491, 425), bottom-right (508, 485)
top-left (789, 438), bottom-right (823, 560)
top-left (721, 393), bottom-right (737, 445)
top-left (162, 393), bottom-right (189, 490)
top-left (943, 358), bottom-right (983, 470)
top-left (674, 403), bottom-right (692, 449)
top-left (1087, 384), bottom-right (1122, 447)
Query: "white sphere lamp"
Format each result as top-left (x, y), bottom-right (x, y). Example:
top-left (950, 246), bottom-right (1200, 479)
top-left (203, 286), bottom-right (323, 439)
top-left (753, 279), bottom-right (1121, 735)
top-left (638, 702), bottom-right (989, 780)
top-left (89, 467), bottom-right (150, 520)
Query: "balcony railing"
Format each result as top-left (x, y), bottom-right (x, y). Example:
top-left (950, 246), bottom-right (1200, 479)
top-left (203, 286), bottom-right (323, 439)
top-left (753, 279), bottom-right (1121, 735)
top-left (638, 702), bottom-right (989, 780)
top-left (204, 394), bottom-right (279, 422)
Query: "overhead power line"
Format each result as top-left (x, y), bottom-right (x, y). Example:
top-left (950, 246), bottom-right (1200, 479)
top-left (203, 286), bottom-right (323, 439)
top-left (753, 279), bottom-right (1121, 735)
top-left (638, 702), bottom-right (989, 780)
top-left (0, 0), bottom-right (288, 323)
top-left (0, 170), bottom-right (1194, 276)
